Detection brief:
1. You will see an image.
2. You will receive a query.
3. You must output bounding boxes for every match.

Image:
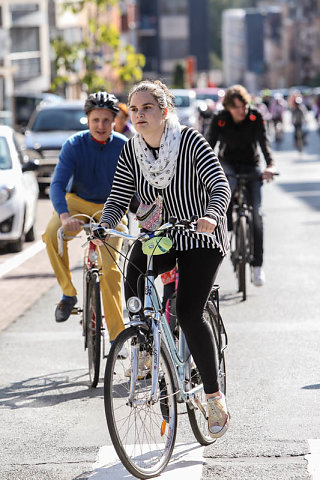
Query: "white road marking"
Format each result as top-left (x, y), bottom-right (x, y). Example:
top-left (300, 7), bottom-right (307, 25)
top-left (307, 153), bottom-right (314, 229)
top-left (306, 439), bottom-right (320, 479)
top-left (0, 240), bottom-right (45, 278)
top-left (91, 442), bottom-right (204, 479)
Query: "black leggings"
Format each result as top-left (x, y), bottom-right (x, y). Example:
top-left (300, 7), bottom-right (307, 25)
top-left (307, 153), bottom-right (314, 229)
top-left (125, 242), bottom-right (223, 393)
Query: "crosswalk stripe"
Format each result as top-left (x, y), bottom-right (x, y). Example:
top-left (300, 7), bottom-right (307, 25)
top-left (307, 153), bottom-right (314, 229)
top-left (91, 442), bottom-right (204, 479)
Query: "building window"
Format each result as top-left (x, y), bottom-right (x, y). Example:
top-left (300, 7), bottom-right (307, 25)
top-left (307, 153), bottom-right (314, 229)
top-left (161, 38), bottom-right (187, 60)
top-left (12, 57), bottom-right (41, 79)
top-left (10, 3), bottom-right (39, 22)
top-left (10, 27), bottom-right (40, 53)
top-left (161, 0), bottom-right (187, 15)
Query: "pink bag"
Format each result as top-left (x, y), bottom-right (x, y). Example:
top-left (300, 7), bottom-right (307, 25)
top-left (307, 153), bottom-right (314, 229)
top-left (136, 195), bottom-right (163, 231)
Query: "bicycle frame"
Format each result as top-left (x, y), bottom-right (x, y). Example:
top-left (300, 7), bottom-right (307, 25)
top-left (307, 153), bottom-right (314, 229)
top-left (82, 229), bottom-right (109, 359)
top-left (232, 176), bottom-right (254, 262)
top-left (128, 253), bottom-right (204, 408)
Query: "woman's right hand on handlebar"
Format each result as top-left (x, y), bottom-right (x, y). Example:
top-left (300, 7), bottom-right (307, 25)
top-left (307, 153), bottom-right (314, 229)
top-left (91, 223), bottom-right (110, 246)
top-left (60, 213), bottom-right (84, 232)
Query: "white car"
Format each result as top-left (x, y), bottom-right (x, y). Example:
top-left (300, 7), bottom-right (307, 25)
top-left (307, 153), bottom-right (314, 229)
top-left (0, 126), bottom-right (39, 252)
top-left (170, 89), bottom-right (198, 128)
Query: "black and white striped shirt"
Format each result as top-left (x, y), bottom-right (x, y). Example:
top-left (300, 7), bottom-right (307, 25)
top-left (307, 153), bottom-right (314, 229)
top-left (100, 127), bottom-right (231, 255)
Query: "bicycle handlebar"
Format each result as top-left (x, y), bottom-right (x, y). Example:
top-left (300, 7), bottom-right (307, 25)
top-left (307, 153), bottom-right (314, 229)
top-left (57, 215), bottom-right (209, 257)
top-left (226, 171), bottom-right (279, 182)
top-left (91, 216), bottom-right (199, 243)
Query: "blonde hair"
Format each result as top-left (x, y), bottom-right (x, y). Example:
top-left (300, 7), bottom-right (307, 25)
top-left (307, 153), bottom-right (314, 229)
top-left (223, 84), bottom-right (251, 109)
top-left (128, 80), bottom-right (175, 111)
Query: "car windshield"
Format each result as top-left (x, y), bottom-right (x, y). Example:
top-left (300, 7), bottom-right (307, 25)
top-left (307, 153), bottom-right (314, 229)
top-left (174, 95), bottom-right (191, 107)
top-left (31, 108), bottom-right (88, 132)
top-left (196, 93), bottom-right (219, 102)
top-left (0, 137), bottom-right (12, 169)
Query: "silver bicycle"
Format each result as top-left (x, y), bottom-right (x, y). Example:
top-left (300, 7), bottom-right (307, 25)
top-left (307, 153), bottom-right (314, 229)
top-left (91, 218), bottom-right (228, 479)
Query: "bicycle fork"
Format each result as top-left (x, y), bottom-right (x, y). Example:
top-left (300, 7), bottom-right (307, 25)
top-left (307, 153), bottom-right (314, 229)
top-left (127, 314), bottom-right (161, 407)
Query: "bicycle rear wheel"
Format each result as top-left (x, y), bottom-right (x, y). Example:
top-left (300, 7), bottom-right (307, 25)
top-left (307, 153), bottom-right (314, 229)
top-left (187, 300), bottom-right (226, 445)
top-left (237, 216), bottom-right (247, 300)
top-left (84, 273), bottom-right (102, 388)
top-left (296, 133), bottom-right (303, 153)
top-left (104, 326), bottom-right (177, 479)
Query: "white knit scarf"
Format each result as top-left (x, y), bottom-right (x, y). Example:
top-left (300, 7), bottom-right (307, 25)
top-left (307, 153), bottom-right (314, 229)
top-left (133, 116), bottom-right (182, 189)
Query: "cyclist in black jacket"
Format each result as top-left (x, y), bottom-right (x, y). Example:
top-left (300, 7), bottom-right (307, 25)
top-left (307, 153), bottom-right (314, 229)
top-left (206, 84), bottom-right (276, 286)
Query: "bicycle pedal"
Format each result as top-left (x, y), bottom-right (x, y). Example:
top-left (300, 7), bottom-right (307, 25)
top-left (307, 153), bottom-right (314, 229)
top-left (71, 307), bottom-right (82, 315)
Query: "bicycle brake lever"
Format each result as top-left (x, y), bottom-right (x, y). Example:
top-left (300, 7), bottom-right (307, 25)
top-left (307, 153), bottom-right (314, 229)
top-left (92, 226), bottom-right (107, 240)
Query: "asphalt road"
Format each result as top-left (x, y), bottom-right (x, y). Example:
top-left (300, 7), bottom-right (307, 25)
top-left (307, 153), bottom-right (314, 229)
top-left (0, 118), bottom-right (320, 479)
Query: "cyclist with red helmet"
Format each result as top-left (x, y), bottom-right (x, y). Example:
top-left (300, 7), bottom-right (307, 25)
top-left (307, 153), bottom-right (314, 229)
top-left (42, 92), bottom-right (128, 343)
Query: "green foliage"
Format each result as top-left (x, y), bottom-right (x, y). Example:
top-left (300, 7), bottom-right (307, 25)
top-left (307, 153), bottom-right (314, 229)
top-left (51, 0), bottom-right (145, 93)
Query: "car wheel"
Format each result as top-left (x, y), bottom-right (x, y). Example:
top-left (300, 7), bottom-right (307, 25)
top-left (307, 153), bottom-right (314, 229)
top-left (25, 225), bottom-right (35, 242)
top-left (8, 235), bottom-right (24, 253)
top-left (39, 184), bottom-right (48, 197)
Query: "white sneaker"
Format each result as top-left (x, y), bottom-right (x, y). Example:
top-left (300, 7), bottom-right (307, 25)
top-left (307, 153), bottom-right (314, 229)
top-left (207, 392), bottom-right (230, 438)
top-left (252, 266), bottom-right (265, 287)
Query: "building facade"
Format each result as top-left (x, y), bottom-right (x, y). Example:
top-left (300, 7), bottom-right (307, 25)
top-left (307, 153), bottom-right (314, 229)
top-left (136, 0), bottom-right (210, 86)
top-left (223, 1), bottom-right (320, 91)
top-left (0, 0), bottom-right (51, 113)
top-left (222, 8), bottom-right (265, 92)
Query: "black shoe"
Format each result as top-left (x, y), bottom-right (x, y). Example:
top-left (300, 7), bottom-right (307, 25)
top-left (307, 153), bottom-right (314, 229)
top-left (55, 296), bottom-right (77, 323)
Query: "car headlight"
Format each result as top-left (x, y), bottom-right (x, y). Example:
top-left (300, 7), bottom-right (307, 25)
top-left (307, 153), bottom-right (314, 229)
top-left (0, 185), bottom-right (15, 204)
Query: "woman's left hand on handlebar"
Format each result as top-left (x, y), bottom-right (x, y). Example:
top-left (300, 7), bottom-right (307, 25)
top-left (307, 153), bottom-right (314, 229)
top-left (91, 223), bottom-right (110, 246)
top-left (197, 217), bottom-right (217, 234)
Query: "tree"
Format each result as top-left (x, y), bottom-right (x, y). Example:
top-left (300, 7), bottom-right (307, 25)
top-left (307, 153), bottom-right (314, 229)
top-left (51, 0), bottom-right (145, 94)
top-left (171, 63), bottom-right (185, 88)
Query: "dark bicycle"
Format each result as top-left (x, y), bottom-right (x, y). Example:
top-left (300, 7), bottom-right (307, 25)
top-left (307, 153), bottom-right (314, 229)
top-left (229, 173), bottom-right (256, 301)
top-left (294, 124), bottom-right (304, 153)
top-left (58, 216), bottom-right (104, 388)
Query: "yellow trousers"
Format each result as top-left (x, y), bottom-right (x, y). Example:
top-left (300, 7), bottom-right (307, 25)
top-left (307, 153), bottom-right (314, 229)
top-left (42, 193), bottom-right (126, 341)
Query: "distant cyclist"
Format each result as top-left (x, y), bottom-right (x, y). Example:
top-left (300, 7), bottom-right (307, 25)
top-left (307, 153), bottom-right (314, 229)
top-left (42, 91), bottom-right (127, 344)
top-left (269, 93), bottom-right (287, 141)
top-left (206, 84), bottom-right (276, 287)
top-left (291, 96), bottom-right (308, 147)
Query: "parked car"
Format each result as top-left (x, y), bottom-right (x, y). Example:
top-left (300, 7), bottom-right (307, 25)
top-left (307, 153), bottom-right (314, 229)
top-left (24, 101), bottom-right (87, 194)
top-left (13, 92), bottom-right (64, 130)
top-left (0, 126), bottom-right (39, 252)
top-left (193, 87), bottom-right (225, 104)
top-left (170, 89), bottom-right (198, 127)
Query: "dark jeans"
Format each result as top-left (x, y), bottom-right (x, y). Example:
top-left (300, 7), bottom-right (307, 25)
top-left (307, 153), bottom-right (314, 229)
top-left (125, 242), bottom-right (223, 393)
top-left (222, 162), bottom-right (263, 267)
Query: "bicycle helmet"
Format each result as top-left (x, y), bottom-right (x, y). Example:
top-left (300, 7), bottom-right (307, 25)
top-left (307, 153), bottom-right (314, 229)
top-left (84, 91), bottom-right (119, 115)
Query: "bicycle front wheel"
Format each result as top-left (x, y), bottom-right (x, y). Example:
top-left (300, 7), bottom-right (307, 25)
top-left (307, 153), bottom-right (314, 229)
top-left (237, 216), bottom-right (247, 300)
top-left (84, 273), bottom-right (102, 388)
top-left (187, 300), bottom-right (226, 445)
top-left (104, 326), bottom-right (177, 479)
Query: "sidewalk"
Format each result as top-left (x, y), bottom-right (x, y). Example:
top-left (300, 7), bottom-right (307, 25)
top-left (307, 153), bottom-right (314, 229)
top-left (0, 242), bottom-right (83, 333)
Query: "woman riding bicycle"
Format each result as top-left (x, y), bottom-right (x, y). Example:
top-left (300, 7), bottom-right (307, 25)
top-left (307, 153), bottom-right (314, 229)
top-left (95, 79), bottom-right (231, 439)
top-left (206, 84), bottom-right (277, 287)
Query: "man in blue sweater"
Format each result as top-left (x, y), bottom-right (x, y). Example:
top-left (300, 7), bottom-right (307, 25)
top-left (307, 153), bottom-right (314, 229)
top-left (42, 92), bottom-right (127, 342)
